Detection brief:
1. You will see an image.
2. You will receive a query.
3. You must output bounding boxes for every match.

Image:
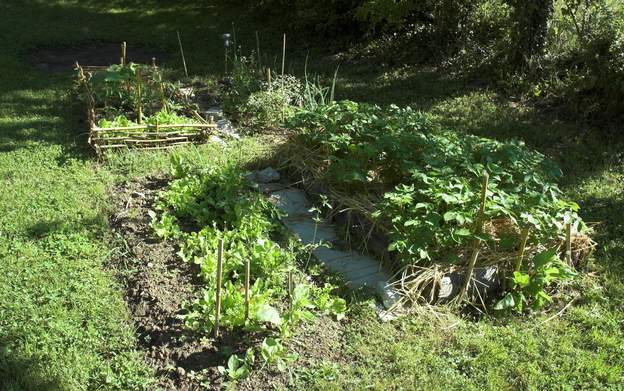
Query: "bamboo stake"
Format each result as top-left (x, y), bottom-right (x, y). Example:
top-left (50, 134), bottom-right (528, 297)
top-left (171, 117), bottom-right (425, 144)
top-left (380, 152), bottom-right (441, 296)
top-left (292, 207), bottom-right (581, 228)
top-left (91, 123), bottom-right (216, 132)
top-left (457, 171), bottom-right (489, 303)
top-left (565, 223), bottom-right (572, 266)
top-left (509, 226), bottom-right (530, 290)
top-left (244, 258), bottom-right (250, 320)
top-left (287, 270), bottom-right (293, 311)
top-left (176, 30), bottom-right (189, 78)
top-left (281, 34), bottom-right (286, 89)
top-left (513, 227), bottom-right (530, 272)
top-left (136, 67), bottom-right (142, 124)
top-left (121, 42), bottom-right (127, 66)
top-left (214, 239), bottom-right (224, 338)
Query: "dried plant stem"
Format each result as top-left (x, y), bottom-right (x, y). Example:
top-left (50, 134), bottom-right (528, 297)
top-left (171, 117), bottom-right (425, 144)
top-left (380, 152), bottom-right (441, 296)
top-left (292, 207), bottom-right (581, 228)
top-left (458, 171), bottom-right (489, 303)
top-left (214, 239), bottom-right (224, 338)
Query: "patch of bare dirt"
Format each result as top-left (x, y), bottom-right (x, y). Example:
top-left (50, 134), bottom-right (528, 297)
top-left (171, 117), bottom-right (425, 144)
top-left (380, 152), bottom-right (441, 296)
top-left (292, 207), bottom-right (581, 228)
top-left (28, 42), bottom-right (169, 72)
top-left (109, 176), bottom-right (347, 390)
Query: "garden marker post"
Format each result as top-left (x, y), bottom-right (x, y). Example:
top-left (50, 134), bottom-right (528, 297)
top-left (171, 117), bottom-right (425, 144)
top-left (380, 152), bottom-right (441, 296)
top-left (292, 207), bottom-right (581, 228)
top-left (509, 227), bottom-right (530, 290)
top-left (565, 223), bottom-right (572, 266)
top-left (214, 239), bottom-right (224, 338)
top-left (136, 67), bottom-right (142, 124)
top-left (458, 171), bottom-right (489, 303)
top-left (121, 42), bottom-right (127, 65)
top-left (176, 31), bottom-right (189, 78)
top-left (244, 258), bottom-right (250, 320)
top-left (281, 34), bottom-right (286, 89)
top-left (287, 271), bottom-right (293, 311)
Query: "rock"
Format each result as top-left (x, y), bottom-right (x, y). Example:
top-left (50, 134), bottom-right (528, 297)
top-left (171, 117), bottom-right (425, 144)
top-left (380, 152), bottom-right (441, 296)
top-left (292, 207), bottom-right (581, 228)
top-left (216, 119), bottom-right (240, 139)
top-left (437, 266), bottom-right (501, 302)
top-left (255, 167), bottom-right (280, 183)
top-left (376, 303), bottom-right (400, 322)
top-left (269, 189), bottom-right (313, 217)
top-left (209, 135), bottom-right (226, 146)
top-left (376, 281), bottom-right (400, 309)
top-left (176, 367), bottom-right (186, 378)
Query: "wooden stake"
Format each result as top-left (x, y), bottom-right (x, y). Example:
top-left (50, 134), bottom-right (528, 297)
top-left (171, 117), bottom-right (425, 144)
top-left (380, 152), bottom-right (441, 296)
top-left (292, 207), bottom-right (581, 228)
top-left (244, 258), bottom-right (250, 320)
top-left (214, 239), bottom-right (224, 338)
top-left (458, 171), bottom-right (489, 303)
top-left (136, 67), bottom-right (142, 124)
top-left (513, 227), bottom-right (530, 273)
top-left (176, 30), bottom-right (189, 78)
top-left (565, 223), bottom-right (572, 266)
top-left (509, 226), bottom-right (530, 290)
top-left (287, 270), bottom-right (293, 311)
top-left (281, 34), bottom-right (286, 89)
top-left (224, 45), bottom-right (228, 75)
top-left (267, 68), bottom-right (272, 91)
top-left (121, 42), bottom-right (127, 65)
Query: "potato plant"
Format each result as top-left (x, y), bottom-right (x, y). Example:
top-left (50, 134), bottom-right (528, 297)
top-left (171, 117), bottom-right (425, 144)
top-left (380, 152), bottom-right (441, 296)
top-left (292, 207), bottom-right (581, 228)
top-left (287, 100), bottom-right (590, 309)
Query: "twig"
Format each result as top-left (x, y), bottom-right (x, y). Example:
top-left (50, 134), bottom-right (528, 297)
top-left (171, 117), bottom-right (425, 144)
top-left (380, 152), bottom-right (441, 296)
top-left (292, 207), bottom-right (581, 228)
top-left (539, 296), bottom-right (578, 325)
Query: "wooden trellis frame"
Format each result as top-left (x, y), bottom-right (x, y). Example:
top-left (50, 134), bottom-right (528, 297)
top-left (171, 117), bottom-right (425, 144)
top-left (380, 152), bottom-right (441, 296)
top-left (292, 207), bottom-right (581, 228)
top-left (75, 54), bottom-right (217, 157)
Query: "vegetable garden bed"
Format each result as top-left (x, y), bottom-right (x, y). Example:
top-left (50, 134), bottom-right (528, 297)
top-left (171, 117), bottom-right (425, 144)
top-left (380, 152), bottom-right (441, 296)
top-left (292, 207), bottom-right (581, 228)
top-left (74, 47), bottom-right (218, 156)
top-left (279, 101), bottom-right (596, 310)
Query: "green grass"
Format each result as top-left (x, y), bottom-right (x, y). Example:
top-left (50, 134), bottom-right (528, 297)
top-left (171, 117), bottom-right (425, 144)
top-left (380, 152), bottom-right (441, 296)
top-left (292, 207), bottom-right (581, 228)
top-left (0, 1), bottom-right (622, 390)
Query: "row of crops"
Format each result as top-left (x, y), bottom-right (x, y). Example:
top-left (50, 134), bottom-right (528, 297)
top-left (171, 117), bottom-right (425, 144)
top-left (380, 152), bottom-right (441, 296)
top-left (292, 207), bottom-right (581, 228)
top-left (149, 157), bottom-right (346, 379)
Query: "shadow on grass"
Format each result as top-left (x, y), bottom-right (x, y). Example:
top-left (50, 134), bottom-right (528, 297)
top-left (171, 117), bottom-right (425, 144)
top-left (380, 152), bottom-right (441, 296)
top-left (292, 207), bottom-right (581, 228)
top-left (0, 346), bottom-right (63, 391)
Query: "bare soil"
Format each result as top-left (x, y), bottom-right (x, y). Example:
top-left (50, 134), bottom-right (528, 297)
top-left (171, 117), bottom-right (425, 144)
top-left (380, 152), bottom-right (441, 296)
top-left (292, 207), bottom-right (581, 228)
top-left (109, 176), bottom-right (346, 390)
top-left (28, 42), bottom-right (169, 72)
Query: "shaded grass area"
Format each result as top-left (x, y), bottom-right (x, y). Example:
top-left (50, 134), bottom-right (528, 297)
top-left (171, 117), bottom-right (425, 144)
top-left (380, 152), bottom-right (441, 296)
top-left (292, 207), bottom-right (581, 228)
top-left (0, 0), bottom-right (622, 390)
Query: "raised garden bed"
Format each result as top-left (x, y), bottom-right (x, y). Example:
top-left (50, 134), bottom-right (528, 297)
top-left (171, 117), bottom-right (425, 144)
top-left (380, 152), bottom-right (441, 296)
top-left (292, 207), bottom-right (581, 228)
top-left (74, 46), bottom-right (218, 156)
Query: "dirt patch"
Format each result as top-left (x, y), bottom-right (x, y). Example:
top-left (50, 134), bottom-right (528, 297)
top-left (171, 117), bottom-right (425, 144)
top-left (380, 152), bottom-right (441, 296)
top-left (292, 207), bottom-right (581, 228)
top-left (109, 176), bottom-right (347, 390)
top-left (28, 42), bottom-right (169, 72)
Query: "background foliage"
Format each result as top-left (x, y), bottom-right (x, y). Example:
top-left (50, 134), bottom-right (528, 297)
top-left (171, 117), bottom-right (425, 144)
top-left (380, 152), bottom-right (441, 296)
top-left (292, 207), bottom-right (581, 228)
top-left (244, 0), bottom-right (624, 121)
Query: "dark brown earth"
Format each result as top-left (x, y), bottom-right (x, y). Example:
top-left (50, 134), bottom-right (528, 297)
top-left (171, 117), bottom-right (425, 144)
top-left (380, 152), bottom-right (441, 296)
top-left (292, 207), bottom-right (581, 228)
top-left (28, 42), bottom-right (169, 72)
top-left (109, 176), bottom-right (346, 390)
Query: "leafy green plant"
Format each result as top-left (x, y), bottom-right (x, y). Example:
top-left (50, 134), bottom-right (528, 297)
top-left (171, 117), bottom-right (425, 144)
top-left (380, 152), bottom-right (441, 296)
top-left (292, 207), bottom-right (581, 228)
top-left (149, 155), bottom-right (346, 379)
top-left (495, 249), bottom-right (577, 312)
top-left (287, 100), bottom-right (586, 270)
top-left (218, 350), bottom-right (254, 380)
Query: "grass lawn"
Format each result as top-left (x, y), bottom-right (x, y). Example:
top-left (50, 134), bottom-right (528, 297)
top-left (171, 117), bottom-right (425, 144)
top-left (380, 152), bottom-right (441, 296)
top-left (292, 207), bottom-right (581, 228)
top-left (0, 1), bottom-right (622, 390)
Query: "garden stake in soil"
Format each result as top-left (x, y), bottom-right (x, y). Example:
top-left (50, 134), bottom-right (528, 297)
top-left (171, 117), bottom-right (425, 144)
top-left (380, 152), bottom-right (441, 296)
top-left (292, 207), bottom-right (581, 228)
top-left (244, 258), bottom-right (250, 320)
top-left (176, 30), bottom-right (188, 78)
top-left (458, 171), bottom-right (489, 303)
top-left (214, 238), bottom-right (224, 338)
top-left (135, 67), bottom-right (142, 124)
top-left (120, 41), bottom-right (127, 65)
top-left (287, 270), bottom-right (293, 311)
top-left (565, 223), bottom-right (572, 266)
